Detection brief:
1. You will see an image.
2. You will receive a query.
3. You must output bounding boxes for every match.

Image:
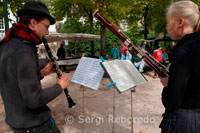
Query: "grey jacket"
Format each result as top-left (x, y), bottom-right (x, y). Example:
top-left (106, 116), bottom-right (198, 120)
top-left (0, 37), bottom-right (62, 129)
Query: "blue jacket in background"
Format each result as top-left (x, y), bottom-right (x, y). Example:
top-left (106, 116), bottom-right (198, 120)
top-left (121, 53), bottom-right (132, 61)
top-left (110, 47), bottom-right (119, 59)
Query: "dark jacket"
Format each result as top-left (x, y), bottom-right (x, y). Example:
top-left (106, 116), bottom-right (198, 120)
top-left (57, 47), bottom-right (65, 60)
top-left (0, 37), bottom-right (62, 129)
top-left (162, 32), bottom-right (200, 113)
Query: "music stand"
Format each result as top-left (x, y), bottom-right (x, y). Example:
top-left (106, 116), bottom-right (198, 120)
top-left (101, 59), bottom-right (147, 133)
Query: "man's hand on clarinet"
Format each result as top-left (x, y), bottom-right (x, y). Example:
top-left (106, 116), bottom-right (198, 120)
top-left (57, 74), bottom-right (69, 90)
top-left (40, 60), bottom-right (55, 77)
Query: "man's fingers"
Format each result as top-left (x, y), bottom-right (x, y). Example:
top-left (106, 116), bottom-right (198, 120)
top-left (46, 57), bottom-right (51, 63)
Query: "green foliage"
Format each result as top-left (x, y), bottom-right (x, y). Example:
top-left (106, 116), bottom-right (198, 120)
top-left (1, 0), bottom-right (179, 53)
top-left (50, 0), bottom-right (73, 21)
top-left (0, 0), bottom-right (46, 23)
top-left (4, 0), bottom-right (200, 54)
top-left (105, 30), bottom-right (122, 54)
top-left (53, 0), bottom-right (185, 54)
top-left (66, 40), bottom-right (101, 56)
top-left (65, 27), bottom-right (142, 57)
top-left (58, 18), bottom-right (85, 33)
top-left (147, 0), bottom-right (173, 35)
top-left (52, 0), bottom-right (133, 56)
top-left (0, 0), bottom-right (24, 20)
top-left (0, 2), bottom-right (3, 19)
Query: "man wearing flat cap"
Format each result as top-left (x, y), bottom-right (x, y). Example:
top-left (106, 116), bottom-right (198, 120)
top-left (0, 1), bottom-right (69, 133)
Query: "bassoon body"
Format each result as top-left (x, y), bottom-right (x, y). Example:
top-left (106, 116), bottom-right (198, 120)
top-left (94, 10), bottom-right (169, 77)
top-left (42, 38), bottom-right (76, 108)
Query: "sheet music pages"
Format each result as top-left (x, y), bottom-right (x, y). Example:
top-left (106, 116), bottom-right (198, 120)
top-left (102, 60), bottom-right (147, 93)
top-left (71, 57), bottom-right (104, 90)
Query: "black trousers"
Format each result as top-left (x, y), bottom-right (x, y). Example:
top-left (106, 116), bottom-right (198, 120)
top-left (160, 108), bottom-right (200, 133)
top-left (11, 118), bottom-right (60, 133)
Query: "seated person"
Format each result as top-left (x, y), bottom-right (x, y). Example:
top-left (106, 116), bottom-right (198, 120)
top-left (134, 59), bottom-right (147, 73)
top-left (133, 54), bottom-right (148, 73)
top-left (121, 50), bottom-right (132, 61)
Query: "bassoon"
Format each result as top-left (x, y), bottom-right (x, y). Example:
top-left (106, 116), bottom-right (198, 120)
top-left (94, 10), bottom-right (169, 77)
top-left (42, 38), bottom-right (76, 108)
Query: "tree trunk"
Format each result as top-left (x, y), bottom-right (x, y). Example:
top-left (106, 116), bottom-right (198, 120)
top-left (89, 11), bottom-right (95, 56)
top-left (90, 41), bottom-right (95, 56)
top-left (3, 0), bottom-right (9, 34)
top-left (100, 24), bottom-right (106, 58)
top-left (144, 5), bottom-right (149, 39)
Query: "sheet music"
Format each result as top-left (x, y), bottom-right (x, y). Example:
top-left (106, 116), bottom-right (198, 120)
top-left (102, 60), bottom-right (147, 93)
top-left (71, 57), bottom-right (104, 90)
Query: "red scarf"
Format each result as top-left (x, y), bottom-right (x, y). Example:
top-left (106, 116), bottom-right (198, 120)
top-left (2, 23), bottom-right (41, 45)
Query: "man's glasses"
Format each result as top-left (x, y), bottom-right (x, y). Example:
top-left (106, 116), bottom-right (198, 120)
top-left (40, 22), bottom-right (50, 30)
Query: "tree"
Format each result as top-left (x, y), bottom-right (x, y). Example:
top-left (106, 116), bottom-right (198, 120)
top-left (0, 0), bottom-right (49, 24)
top-left (51, 0), bottom-right (134, 58)
top-left (126, 0), bottom-right (173, 39)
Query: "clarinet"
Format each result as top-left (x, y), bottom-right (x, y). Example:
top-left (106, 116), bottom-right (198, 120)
top-left (94, 10), bottom-right (169, 77)
top-left (42, 38), bottom-right (76, 108)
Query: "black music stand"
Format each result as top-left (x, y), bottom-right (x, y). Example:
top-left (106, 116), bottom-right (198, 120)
top-left (101, 59), bottom-right (147, 133)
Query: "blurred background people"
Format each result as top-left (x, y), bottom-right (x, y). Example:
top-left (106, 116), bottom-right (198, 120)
top-left (57, 41), bottom-right (68, 72)
top-left (121, 50), bottom-right (132, 61)
top-left (152, 44), bottom-right (162, 78)
top-left (120, 43), bottom-right (128, 57)
top-left (110, 43), bottom-right (120, 59)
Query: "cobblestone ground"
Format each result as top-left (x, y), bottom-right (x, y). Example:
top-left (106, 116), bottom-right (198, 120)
top-left (0, 70), bottom-right (164, 133)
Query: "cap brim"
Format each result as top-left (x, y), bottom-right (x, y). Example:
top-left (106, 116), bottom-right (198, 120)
top-left (17, 9), bottom-right (55, 25)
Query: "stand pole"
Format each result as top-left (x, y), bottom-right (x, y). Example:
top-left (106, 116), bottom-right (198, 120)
top-left (81, 85), bottom-right (84, 133)
top-left (131, 87), bottom-right (136, 133)
top-left (112, 87), bottom-right (116, 133)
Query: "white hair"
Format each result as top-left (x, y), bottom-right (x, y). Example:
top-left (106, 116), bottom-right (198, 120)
top-left (167, 1), bottom-right (200, 32)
